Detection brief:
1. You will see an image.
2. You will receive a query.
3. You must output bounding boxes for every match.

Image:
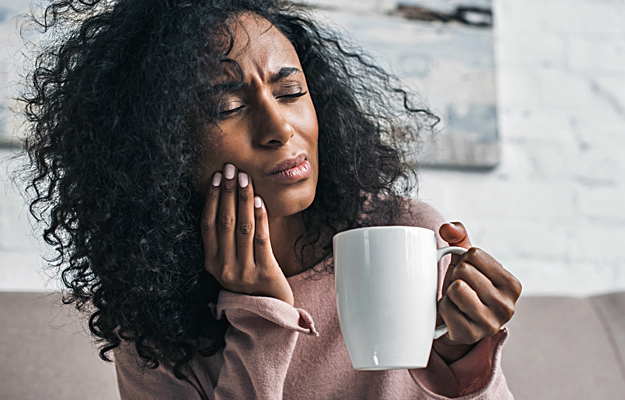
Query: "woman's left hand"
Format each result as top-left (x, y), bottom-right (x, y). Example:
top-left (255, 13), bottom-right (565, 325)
top-left (433, 222), bottom-right (522, 364)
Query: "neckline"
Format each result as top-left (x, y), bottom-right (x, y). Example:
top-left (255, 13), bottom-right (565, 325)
top-left (286, 254), bottom-right (334, 284)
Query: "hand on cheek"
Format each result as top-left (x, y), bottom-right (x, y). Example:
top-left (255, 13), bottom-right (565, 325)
top-left (200, 163), bottom-right (294, 306)
top-left (434, 222), bottom-right (522, 363)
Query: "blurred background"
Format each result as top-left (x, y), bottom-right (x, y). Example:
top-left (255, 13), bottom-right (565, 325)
top-left (2, 0), bottom-right (624, 296)
top-left (0, 0), bottom-right (624, 399)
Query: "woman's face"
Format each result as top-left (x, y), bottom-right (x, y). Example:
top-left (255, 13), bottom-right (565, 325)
top-left (199, 14), bottom-right (319, 219)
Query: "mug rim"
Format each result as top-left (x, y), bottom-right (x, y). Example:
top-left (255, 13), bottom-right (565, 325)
top-left (333, 225), bottom-right (435, 240)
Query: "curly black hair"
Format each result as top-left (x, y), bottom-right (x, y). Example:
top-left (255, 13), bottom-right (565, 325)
top-left (20, 0), bottom-right (438, 376)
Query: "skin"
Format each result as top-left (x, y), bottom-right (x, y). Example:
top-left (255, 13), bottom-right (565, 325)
top-left (200, 14), bottom-right (319, 307)
top-left (434, 222), bottom-right (522, 362)
top-left (199, 13), bottom-right (522, 363)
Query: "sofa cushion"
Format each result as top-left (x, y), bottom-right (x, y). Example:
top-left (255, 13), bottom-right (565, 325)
top-left (0, 292), bottom-right (119, 400)
top-left (502, 292), bottom-right (625, 399)
top-left (1, 291), bottom-right (624, 399)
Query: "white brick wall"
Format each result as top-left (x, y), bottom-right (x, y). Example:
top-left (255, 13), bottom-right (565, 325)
top-left (418, 0), bottom-right (625, 296)
top-left (1, 0), bottom-right (624, 295)
top-left (0, 151), bottom-right (52, 291)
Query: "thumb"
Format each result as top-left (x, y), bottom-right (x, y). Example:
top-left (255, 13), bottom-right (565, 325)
top-left (439, 222), bottom-right (472, 249)
top-left (439, 222), bottom-right (472, 298)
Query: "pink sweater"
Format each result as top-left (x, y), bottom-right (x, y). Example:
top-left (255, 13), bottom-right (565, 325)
top-left (114, 203), bottom-right (513, 399)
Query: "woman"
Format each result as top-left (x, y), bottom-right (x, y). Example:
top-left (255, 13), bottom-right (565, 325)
top-left (21, 0), bottom-right (521, 398)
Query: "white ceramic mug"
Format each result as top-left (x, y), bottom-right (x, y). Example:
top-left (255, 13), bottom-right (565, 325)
top-left (333, 226), bottom-right (467, 370)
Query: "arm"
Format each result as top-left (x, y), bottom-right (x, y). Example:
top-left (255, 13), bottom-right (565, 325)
top-left (115, 165), bottom-right (311, 399)
top-left (203, 164), bottom-right (315, 399)
top-left (114, 292), bottom-right (318, 400)
top-left (212, 291), bottom-right (318, 399)
top-left (406, 203), bottom-right (520, 398)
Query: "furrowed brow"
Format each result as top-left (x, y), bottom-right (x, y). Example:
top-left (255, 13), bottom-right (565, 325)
top-left (210, 80), bottom-right (247, 94)
top-left (269, 67), bottom-right (302, 83)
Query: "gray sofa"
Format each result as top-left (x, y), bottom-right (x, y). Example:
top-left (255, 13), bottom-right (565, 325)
top-left (1, 292), bottom-right (624, 399)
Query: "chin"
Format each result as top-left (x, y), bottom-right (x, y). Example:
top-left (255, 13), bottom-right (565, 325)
top-left (263, 188), bottom-right (316, 218)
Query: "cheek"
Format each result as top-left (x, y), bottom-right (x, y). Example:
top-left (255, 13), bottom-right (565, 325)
top-left (301, 99), bottom-right (319, 145)
top-left (199, 130), bottom-right (237, 187)
top-left (202, 124), bottom-right (248, 165)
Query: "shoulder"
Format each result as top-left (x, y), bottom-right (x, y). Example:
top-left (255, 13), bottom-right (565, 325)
top-left (396, 200), bottom-right (448, 249)
top-left (398, 200), bottom-right (446, 232)
top-left (359, 198), bottom-right (446, 243)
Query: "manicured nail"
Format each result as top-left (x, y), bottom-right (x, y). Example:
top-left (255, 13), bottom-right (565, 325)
top-left (254, 197), bottom-right (262, 208)
top-left (238, 172), bottom-right (248, 188)
top-left (224, 164), bottom-right (235, 179)
top-left (212, 172), bottom-right (222, 186)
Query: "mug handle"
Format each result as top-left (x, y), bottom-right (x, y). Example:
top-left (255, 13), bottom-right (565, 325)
top-left (433, 246), bottom-right (468, 340)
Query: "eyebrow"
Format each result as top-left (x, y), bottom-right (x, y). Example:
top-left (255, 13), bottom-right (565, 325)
top-left (211, 67), bottom-right (303, 94)
top-left (268, 67), bottom-right (302, 83)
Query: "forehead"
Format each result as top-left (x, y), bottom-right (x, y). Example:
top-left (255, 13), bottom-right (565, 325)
top-left (226, 13), bottom-right (300, 72)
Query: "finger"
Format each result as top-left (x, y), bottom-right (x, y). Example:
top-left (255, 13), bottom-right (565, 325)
top-left (461, 248), bottom-right (523, 299)
top-left (201, 171), bottom-right (222, 271)
top-left (218, 163), bottom-right (238, 268)
top-left (438, 295), bottom-right (481, 344)
top-left (439, 221), bottom-right (472, 269)
top-left (236, 171), bottom-right (255, 265)
top-left (445, 279), bottom-right (501, 338)
top-left (253, 196), bottom-right (275, 268)
top-left (450, 259), bottom-right (499, 307)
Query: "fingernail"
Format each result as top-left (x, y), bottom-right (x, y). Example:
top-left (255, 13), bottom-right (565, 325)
top-left (238, 172), bottom-right (248, 188)
top-left (212, 172), bottom-right (222, 186)
top-left (448, 222), bottom-right (457, 228)
top-left (224, 164), bottom-right (235, 179)
top-left (254, 197), bottom-right (261, 208)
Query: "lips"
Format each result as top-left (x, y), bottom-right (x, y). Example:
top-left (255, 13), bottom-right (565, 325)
top-left (266, 153), bottom-right (308, 177)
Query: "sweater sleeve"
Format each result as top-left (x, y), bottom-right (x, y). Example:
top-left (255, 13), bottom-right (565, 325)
top-left (405, 201), bottom-right (514, 399)
top-left (410, 329), bottom-right (513, 399)
top-left (114, 341), bottom-right (210, 400)
top-left (113, 290), bottom-right (318, 400)
top-left (212, 290), bottom-right (319, 399)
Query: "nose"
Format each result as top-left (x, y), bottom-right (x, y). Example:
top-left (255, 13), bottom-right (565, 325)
top-left (253, 95), bottom-right (294, 147)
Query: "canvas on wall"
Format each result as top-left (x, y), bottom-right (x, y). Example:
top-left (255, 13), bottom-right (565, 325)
top-left (297, 0), bottom-right (499, 169)
top-left (1, 0), bottom-right (500, 170)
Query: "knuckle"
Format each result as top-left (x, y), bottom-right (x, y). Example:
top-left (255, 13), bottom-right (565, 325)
top-left (218, 215), bottom-right (235, 231)
top-left (486, 320), bottom-right (501, 336)
top-left (220, 269), bottom-right (237, 285)
top-left (254, 233), bottom-right (269, 245)
top-left (452, 262), bottom-right (472, 280)
top-left (237, 222), bottom-right (253, 236)
top-left (222, 181), bottom-right (236, 193)
top-left (238, 188), bottom-right (252, 201)
top-left (449, 279), bottom-right (467, 295)
top-left (464, 247), bottom-right (482, 261)
top-left (254, 234), bottom-right (269, 246)
top-left (200, 219), bottom-right (212, 234)
top-left (510, 277), bottom-right (523, 298)
top-left (499, 300), bottom-right (516, 321)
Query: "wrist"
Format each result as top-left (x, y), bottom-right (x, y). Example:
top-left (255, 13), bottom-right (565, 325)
top-left (433, 335), bottom-right (476, 364)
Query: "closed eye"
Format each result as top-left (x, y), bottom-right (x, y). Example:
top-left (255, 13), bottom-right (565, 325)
top-left (277, 90), bottom-right (307, 100)
top-left (219, 105), bottom-right (244, 117)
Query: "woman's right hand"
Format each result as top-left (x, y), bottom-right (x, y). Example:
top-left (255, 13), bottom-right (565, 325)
top-left (201, 163), bottom-right (295, 306)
